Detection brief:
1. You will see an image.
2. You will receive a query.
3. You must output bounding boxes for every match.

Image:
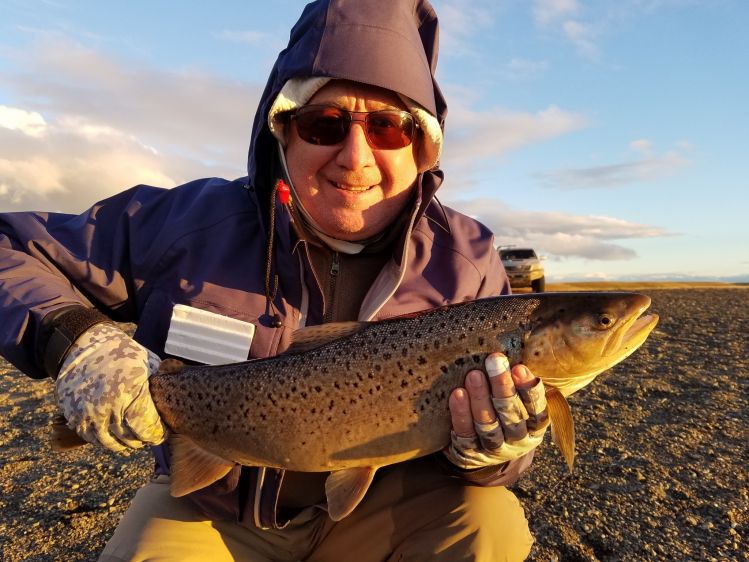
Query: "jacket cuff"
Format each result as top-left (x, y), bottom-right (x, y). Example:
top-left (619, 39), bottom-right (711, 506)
top-left (35, 305), bottom-right (112, 378)
top-left (433, 450), bottom-right (535, 487)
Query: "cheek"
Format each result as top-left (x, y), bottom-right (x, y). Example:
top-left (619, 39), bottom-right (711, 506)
top-left (285, 136), bottom-right (331, 194)
top-left (379, 148), bottom-right (418, 194)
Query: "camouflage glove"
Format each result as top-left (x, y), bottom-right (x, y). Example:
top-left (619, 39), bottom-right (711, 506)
top-left (445, 353), bottom-right (550, 469)
top-left (55, 323), bottom-right (167, 452)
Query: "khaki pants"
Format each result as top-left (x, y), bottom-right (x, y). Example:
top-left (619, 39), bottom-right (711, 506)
top-left (99, 458), bottom-right (533, 562)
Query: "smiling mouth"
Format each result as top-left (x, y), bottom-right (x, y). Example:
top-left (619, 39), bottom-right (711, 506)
top-left (331, 181), bottom-right (374, 192)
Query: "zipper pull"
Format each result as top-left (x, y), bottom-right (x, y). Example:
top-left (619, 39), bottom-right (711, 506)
top-left (330, 253), bottom-right (340, 277)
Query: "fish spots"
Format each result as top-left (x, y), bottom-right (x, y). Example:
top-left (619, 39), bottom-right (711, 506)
top-left (314, 385), bottom-right (323, 393)
top-left (328, 399), bottom-right (335, 411)
top-left (454, 357), bottom-right (465, 366)
top-left (401, 347), bottom-right (409, 357)
top-left (478, 337), bottom-right (485, 346)
top-left (401, 380), bottom-right (409, 388)
top-left (472, 354), bottom-right (482, 363)
top-left (440, 365), bottom-right (448, 373)
top-left (383, 352), bottom-right (392, 360)
top-left (417, 356), bottom-right (428, 365)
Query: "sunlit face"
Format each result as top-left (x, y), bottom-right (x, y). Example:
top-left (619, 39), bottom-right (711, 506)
top-left (285, 80), bottom-right (419, 241)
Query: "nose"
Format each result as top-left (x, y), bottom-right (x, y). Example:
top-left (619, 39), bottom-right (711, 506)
top-left (335, 120), bottom-right (376, 171)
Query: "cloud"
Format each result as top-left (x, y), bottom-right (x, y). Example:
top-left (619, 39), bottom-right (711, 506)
top-left (532, 0), bottom-right (604, 59)
top-left (0, 106), bottom-right (48, 138)
top-left (440, 100), bottom-right (588, 173)
top-left (561, 19), bottom-right (600, 58)
top-left (445, 197), bottom-right (671, 261)
top-left (433, 0), bottom-right (498, 58)
top-left (537, 141), bottom-right (691, 189)
top-left (216, 30), bottom-right (273, 45)
top-left (533, 0), bottom-right (580, 26)
top-left (0, 35), bottom-right (263, 212)
top-left (503, 58), bottom-right (550, 80)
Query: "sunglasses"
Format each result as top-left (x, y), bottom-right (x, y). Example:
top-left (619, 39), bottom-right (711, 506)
top-left (289, 105), bottom-right (418, 150)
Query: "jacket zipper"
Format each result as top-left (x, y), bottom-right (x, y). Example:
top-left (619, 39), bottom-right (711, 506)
top-left (323, 251), bottom-right (340, 323)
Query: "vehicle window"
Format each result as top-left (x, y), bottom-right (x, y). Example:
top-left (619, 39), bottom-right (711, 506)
top-left (500, 249), bottom-right (536, 260)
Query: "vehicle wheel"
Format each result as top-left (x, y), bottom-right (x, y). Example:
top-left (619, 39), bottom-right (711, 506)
top-left (531, 277), bottom-right (545, 292)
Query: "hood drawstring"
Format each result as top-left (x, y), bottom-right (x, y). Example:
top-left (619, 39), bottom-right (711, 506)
top-left (264, 179), bottom-right (292, 328)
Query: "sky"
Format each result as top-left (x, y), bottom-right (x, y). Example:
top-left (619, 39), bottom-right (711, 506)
top-left (0, 0), bottom-right (747, 282)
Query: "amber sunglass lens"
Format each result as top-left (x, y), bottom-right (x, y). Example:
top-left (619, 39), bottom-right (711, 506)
top-left (295, 107), bottom-right (349, 145)
top-left (366, 112), bottom-right (414, 149)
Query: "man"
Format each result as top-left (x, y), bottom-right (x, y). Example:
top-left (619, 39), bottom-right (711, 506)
top-left (0, 1), bottom-right (548, 560)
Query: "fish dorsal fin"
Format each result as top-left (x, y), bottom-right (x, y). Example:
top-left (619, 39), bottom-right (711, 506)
top-left (168, 434), bottom-right (235, 497)
top-left (325, 466), bottom-right (378, 521)
top-left (159, 358), bottom-right (186, 375)
top-left (545, 387), bottom-right (575, 471)
top-left (287, 322), bottom-right (369, 353)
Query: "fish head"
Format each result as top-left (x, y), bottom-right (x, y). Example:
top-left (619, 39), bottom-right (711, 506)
top-left (521, 292), bottom-right (658, 397)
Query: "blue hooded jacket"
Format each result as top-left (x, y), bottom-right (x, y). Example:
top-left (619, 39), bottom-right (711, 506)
top-left (0, 0), bottom-right (529, 530)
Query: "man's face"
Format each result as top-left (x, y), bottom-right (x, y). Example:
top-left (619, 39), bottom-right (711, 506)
top-left (285, 81), bottom-right (419, 241)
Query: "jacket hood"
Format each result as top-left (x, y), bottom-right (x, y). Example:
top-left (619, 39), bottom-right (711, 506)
top-left (247, 0), bottom-right (447, 217)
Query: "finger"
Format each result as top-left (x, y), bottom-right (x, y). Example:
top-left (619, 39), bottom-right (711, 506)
top-left (83, 422), bottom-right (129, 453)
top-left (123, 385), bottom-right (167, 445)
top-left (464, 370), bottom-right (496, 425)
top-left (511, 364), bottom-right (537, 391)
top-left (486, 353), bottom-right (515, 398)
top-left (491, 392), bottom-right (530, 443)
top-left (516, 376), bottom-right (550, 436)
top-left (449, 388), bottom-right (475, 438)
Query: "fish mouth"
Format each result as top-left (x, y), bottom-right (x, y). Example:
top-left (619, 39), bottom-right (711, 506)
top-left (603, 294), bottom-right (659, 359)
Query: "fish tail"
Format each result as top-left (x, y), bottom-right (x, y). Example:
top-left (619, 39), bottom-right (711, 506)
top-left (50, 413), bottom-right (88, 451)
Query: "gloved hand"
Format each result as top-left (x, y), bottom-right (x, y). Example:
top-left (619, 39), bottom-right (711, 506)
top-left (444, 352), bottom-right (549, 469)
top-left (55, 322), bottom-right (167, 452)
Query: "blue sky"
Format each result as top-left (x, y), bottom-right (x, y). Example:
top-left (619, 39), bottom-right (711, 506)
top-left (0, 0), bottom-right (746, 282)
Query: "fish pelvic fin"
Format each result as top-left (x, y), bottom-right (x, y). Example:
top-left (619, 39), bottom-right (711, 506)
top-left (158, 358), bottom-right (186, 375)
top-left (287, 322), bottom-right (370, 353)
top-left (546, 387), bottom-right (576, 471)
top-left (168, 434), bottom-right (235, 497)
top-left (325, 466), bottom-right (378, 521)
top-left (50, 413), bottom-right (88, 451)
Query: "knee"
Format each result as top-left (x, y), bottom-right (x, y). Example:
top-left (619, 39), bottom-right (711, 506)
top-left (453, 486), bottom-right (534, 561)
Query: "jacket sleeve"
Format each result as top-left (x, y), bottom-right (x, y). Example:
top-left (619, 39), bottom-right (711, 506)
top-left (0, 184), bottom-right (171, 378)
top-left (437, 233), bottom-right (537, 487)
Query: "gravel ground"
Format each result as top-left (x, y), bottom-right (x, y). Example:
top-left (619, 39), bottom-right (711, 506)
top-left (1, 289), bottom-right (746, 561)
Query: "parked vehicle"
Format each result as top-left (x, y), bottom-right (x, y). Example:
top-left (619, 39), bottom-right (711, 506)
top-left (498, 247), bottom-right (546, 292)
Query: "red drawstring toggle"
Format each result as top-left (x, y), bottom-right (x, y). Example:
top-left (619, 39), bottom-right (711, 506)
top-left (276, 179), bottom-right (291, 205)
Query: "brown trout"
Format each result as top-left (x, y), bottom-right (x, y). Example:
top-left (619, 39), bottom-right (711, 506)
top-left (53, 291), bottom-right (658, 520)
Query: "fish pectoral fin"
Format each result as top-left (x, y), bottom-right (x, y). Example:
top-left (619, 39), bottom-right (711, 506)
top-left (325, 466), bottom-right (378, 521)
top-left (168, 434), bottom-right (235, 497)
top-left (50, 413), bottom-right (87, 451)
top-left (287, 322), bottom-right (371, 353)
top-left (545, 387), bottom-right (576, 472)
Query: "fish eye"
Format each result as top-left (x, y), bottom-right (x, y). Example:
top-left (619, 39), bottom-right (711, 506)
top-left (596, 313), bottom-right (616, 329)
